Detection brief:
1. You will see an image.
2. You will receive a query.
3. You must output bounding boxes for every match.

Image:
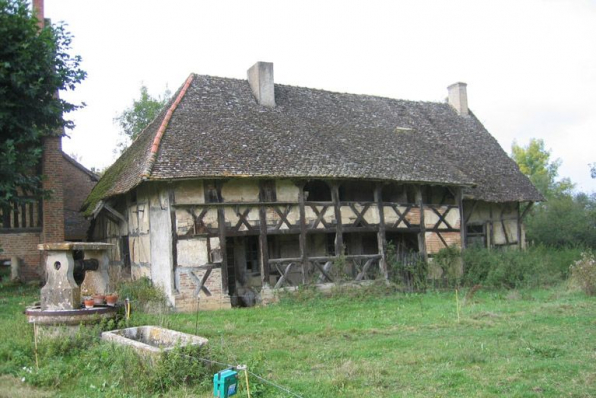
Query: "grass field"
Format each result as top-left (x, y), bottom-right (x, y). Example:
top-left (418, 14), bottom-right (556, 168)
top-left (1, 279), bottom-right (595, 397)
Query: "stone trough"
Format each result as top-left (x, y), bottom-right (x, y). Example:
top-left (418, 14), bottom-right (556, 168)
top-left (101, 326), bottom-right (208, 355)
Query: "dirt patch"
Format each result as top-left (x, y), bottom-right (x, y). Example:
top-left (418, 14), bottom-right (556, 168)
top-left (0, 375), bottom-right (52, 398)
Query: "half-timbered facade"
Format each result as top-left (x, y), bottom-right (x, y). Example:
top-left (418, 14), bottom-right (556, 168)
top-left (83, 62), bottom-right (543, 310)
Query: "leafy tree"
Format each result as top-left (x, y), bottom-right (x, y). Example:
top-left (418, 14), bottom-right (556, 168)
top-left (590, 163), bottom-right (595, 179)
top-left (526, 192), bottom-right (596, 248)
top-left (512, 139), bottom-right (596, 248)
top-left (114, 85), bottom-right (170, 153)
top-left (0, 0), bottom-right (85, 208)
top-left (511, 138), bottom-right (574, 198)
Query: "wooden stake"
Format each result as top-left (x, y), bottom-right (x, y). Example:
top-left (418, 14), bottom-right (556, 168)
top-left (33, 322), bottom-right (39, 370)
top-left (455, 289), bottom-right (461, 323)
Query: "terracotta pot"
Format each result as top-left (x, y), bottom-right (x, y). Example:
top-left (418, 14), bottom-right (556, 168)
top-left (93, 294), bottom-right (105, 305)
top-left (106, 295), bottom-right (118, 307)
top-left (84, 299), bottom-right (94, 309)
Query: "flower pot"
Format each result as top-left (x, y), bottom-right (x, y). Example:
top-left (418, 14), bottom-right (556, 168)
top-left (106, 295), bottom-right (118, 307)
top-left (84, 299), bottom-right (95, 309)
top-left (93, 295), bottom-right (106, 305)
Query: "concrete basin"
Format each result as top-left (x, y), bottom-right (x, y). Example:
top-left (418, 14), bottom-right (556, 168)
top-left (101, 326), bottom-right (208, 355)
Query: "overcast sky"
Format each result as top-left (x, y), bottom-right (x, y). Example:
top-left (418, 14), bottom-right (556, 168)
top-left (43, 0), bottom-right (596, 192)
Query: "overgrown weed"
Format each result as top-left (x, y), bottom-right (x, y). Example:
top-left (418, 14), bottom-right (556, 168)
top-left (569, 251), bottom-right (596, 296)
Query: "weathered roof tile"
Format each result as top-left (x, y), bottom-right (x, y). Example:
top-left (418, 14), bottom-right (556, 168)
top-left (83, 74), bottom-right (543, 214)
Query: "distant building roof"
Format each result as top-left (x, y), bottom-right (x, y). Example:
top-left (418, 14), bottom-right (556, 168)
top-left (83, 73), bottom-right (543, 215)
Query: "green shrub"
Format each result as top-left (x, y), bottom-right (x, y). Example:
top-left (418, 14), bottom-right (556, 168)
top-left (116, 276), bottom-right (168, 313)
top-left (386, 243), bottom-right (427, 291)
top-left (569, 251), bottom-right (596, 296)
top-left (431, 245), bottom-right (463, 287)
top-left (463, 246), bottom-right (583, 289)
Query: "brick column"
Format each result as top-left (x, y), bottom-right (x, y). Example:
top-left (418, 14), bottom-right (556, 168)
top-left (41, 136), bottom-right (65, 243)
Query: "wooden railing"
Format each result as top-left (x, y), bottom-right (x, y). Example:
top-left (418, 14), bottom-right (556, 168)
top-left (0, 197), bottom-right (42, 232)
top-left (268, 254), bottom-right (382, 287)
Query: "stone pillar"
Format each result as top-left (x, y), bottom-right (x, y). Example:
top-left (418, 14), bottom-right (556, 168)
top-left (10, 256), bottom-right (20, 282)
top-left (40, 249), bottom-right (79, 310)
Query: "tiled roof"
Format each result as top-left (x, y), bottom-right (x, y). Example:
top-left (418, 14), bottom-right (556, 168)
top-left (83, 74), bottom-right (543, 214)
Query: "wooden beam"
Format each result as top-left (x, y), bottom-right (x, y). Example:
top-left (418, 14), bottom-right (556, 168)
top-left (297, 182), bottom-right (308, 284)
top-left (488, 203), bottom-right (493, 249)
top-left (274, 262), bottom-right (295, 289)
top-left (355, 258), bottom-right (375, 281)
top-left (416, 186), bottom-right (427, 261)
top-left (500, 203), bottom-right (510, 245)
top-left (168, 189), bottom-right (178, 279)
top-left (268, 254), bottom-right (380, 264)
top-left (217, 207), bottom-right (229, 295)
top-left (331, 183), bottom-right (343, 257)
top-left (315, 260), bottom-right (334, 283)
top-left (456, 188), bottom-right (467, 250)
top-left (103, 202), bottom-right (127, 225)
top-left (517, 202), bottom-right (523, 249)
top-left (374, 183), bottom-right (388, 279)
top-left (464, 200), bottom-right (478, 225)
top-left (520, 201), bottom-right (534, 221)
top-left (258, 181), bottom-right (270, 287)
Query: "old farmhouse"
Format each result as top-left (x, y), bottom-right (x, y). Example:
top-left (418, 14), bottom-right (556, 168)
top-left (83, 62), bottom-right (543, 310)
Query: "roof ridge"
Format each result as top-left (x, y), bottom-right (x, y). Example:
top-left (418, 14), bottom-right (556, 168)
top-left (192, 73), bottom-right (448, 107)
top-left (141, 73), bottom-right (195, 179)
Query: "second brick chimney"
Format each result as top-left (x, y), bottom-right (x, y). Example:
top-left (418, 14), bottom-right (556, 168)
top-left (247, 62), bottom-right (275, 108)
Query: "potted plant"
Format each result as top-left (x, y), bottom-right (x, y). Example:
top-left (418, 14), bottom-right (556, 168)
top-left (83, 297), bottom-right (94, 309)
top-left (105, 294), bottom-right (118, 307)
top-left (93, 294), bottom-right (106, 305)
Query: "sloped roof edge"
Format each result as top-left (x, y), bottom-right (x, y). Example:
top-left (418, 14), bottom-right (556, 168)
top-left (141, 74), bottom-right (194, 179)
top-left (62, 152), bottom-right (99, 181)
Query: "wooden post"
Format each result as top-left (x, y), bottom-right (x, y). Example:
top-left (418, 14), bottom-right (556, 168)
top-left (297, 181), bottom-right (308, 284)
top-left (374, 183), bottom-right (388, 279)
top-left (416, 186), bottom-right (427, 261)
top-left (217, 207), bottom-right (229, 295)
top-left (500, 204), bottom-right (510, 245)
top-left (488, 203), bottom-right (493, 249)
top-left (456, 188), bottom-right (466, 250)
top-left (168, 189), bottom-right (178, 279)
top-left (331, 182), bottom-right (343, 257)
top-left (258, 181), bottom-right (270, 287)
top-left (518, 201), bottom-right (534, 250)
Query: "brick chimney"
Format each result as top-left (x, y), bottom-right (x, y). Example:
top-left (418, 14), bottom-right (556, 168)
top-left (247, 62), bottom-right (275, 107)
top-left (447, 82), bottom-right (468, 116)
top-left (33, 0), bottom-right (44, 28)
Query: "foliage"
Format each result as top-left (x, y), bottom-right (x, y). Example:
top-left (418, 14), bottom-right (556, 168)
top-left (116, 276), bottom-right (168, 313)
top-left (526, 192), bottom-right (596, 248)
top-left (386, 242), bottom-right (427, 291)
top-left (431, 245), bottom-right (462, 287)
top-left (0, 0), bottom-right (86, 208)
top-left (511, 138), bottom-right (574, 198)
top-left (512, 138), bottom-right (596, 248)
top-left (590, 162), bottom-right (596, 179)
top-left (569, 251), bottom-right (596, 296)
top-left (114, 84), bottom-right (170, 153)
top-left (462, 246), bottom-right (583, 289)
